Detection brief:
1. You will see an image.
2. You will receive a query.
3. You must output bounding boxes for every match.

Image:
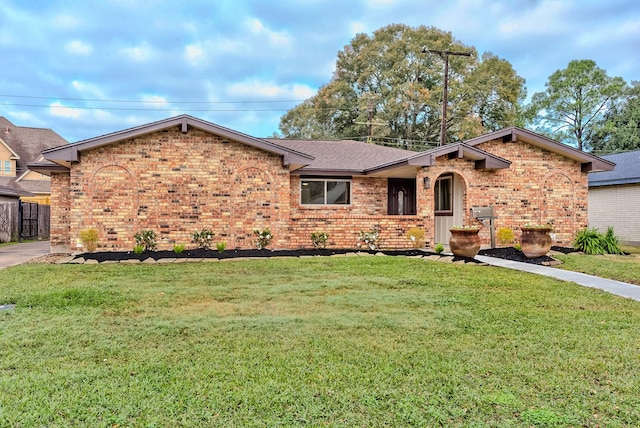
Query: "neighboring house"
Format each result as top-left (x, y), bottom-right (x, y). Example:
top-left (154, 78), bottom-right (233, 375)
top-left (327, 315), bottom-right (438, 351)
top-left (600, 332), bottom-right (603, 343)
top-left (0, 117), bottom-right (68, 204)
top-left (30, 115), bottom-right (614, 253)
top-left (588, 149), bottom-right (640, 246)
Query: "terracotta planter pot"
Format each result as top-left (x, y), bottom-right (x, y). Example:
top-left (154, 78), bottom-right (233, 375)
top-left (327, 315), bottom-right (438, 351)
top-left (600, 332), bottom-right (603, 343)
top-left (449, 228), bottom-right (481, 258)
top-left (520, 226), bottom-right (553, 258)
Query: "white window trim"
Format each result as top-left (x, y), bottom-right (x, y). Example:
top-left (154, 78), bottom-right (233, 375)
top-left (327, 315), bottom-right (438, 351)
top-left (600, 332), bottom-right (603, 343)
top-left (300, 178), bottom-right (352, 206)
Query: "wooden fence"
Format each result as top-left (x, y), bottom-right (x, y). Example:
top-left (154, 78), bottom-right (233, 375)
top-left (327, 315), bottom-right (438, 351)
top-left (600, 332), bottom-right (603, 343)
top-left (0, 201), bottom-right (50, 243)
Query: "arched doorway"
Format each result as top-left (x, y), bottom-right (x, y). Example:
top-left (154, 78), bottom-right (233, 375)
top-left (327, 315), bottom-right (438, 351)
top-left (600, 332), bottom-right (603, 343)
top-left (434, 172), bottom-right (465, 245)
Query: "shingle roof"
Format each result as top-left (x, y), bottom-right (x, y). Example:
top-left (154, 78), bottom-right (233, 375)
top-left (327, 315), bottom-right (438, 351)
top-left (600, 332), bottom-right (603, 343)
top-left (0, 117), bottom-right (68, 176)
top-left (266, 138), bottom-right (416, 172)
top-left (588, 149), bottom-right (640, 187)
top-left (0, 184), bottom-right (33, 198)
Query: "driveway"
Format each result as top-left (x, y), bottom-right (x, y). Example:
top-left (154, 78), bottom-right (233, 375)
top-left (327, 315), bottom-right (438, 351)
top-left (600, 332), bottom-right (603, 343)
top-left (0, 240), bottom-right (51, 270)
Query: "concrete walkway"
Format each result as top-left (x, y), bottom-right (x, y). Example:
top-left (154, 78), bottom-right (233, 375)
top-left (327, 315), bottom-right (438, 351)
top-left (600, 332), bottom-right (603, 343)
top-left (0, 240), bottom-right (50, 270)
top-left (476, 255), bottom-right (640, 302)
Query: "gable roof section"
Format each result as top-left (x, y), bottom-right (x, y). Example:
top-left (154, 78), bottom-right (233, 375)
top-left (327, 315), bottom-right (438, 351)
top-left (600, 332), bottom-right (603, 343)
top-left (0, 137), bottom-right (20, 159)
top-left (41, 115), bottom-right (313, 170)
top-left (267, 138), bottom-right (419, 176)
top-left (463, 127), bottom-right (615, 173)
top-left (588, 149), bottom-right (640, 187)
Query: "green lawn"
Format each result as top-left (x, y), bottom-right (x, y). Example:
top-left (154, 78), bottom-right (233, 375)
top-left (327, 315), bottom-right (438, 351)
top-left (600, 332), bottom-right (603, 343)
top-left (554, 248), bottom-right (640, 285)
top-left (2, 257), bottom-right (640, 427)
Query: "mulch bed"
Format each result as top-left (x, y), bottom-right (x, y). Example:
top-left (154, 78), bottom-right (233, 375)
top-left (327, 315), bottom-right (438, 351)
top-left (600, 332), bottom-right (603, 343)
top-left (72, 246), bottom-right (576, 265)
top-left (478, 245), bottom-right (577, 265)
top-left (77, 248), bottom-right (438, 263)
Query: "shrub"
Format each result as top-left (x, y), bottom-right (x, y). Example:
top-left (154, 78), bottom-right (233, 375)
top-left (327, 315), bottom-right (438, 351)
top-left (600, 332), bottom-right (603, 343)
top-left (513, 243), bottom-right (522, 251)
top-left (133, 244), bottom-right (144, 255)
top-left (573, 227), bottom-right (623, 255)
top-left (496, 227), bottom-right (515, 246)
top-left (573, 228), bottom-right (605, 255)
top-left (602, 226), bottom-right (624, 255)
top-left (254, 228), bottom-right (272, 250)
top-left (173, 244), bottom-right (185, 255)
top-left (192, 229), bottom-right (214, 250)
top-left (406, 227), bottom-right (425, 248)
top-left (134, 230), bottom-right (157, 251)
top-left (357, 228), bottom-right (380, 250)
top-left (434, 243), bottom-right (444, 254)
top-left (78, 228), bottom-right (99, 252)
top-left (311, 232), bottom-right (329, 249)
top-left (216, 241), bottom-right (227, 253)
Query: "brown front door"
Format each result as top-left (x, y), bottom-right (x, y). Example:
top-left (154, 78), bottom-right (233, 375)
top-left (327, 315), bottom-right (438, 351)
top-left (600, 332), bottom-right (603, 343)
top-left (388, 178), bottom-right (416, 215)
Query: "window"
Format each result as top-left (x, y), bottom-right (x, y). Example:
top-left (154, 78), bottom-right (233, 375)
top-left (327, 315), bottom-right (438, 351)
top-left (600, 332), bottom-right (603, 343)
top-left (434, 175), bottom-right (452, 215)
top-left (301, 178), bottom-right (351, 205)
top-left (3, 160), bottom-right (10, 174)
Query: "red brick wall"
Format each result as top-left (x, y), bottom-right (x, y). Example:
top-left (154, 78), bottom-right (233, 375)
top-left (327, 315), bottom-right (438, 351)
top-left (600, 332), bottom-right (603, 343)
top-left (420, 140), bottom-right (587, 246)
top-left (63, 126), bottom-right (291, 251)
top-left (49, 172), bottom-right (70, 252)
top-left (49, 130), bottom-right (588, 252)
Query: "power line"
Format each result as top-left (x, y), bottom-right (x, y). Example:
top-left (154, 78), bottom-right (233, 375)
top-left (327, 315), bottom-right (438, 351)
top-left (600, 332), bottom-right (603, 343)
top-left (0, 102), bottom-right (296, 112)
top-left (0, 94), bottom-right (306, 104)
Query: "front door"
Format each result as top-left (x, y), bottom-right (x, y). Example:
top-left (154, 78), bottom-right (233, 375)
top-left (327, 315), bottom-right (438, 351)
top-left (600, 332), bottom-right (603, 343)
top-left (434, 173), bottom-right (464, 245)
top-left (388, 178), bottom-right (416, 215)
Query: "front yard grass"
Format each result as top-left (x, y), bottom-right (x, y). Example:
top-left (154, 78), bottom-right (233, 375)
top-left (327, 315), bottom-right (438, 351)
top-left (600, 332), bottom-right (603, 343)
top-left (554, 247), bottom-right (640, 285)
top-left (2, 257), bottom-right (640, 426)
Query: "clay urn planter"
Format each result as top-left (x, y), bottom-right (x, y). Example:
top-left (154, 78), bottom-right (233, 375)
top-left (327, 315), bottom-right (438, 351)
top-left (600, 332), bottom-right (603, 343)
top-left (520, 225), bottom-right (554, 258)
top-left (449, 227), bottom-right (481, 258)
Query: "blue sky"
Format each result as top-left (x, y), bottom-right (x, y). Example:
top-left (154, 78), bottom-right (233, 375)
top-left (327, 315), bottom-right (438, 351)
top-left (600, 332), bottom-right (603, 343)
top-left (1, 0), bottom-right (639, 143)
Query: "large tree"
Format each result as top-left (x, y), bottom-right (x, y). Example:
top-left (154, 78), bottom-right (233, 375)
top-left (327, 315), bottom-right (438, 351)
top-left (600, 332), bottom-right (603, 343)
top-left (278, 24), bottom-right (526, 148)
top-left (590, 81), bottom-right (640, 154)
top-left (525, 60), bottom-right (627, 151)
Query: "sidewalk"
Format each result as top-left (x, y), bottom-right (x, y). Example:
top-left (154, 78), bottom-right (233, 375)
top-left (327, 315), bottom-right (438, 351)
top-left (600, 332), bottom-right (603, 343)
top-left (0, 240), bottom-right (51, 270)
top-left (476, 255), bottom-right (640, 302)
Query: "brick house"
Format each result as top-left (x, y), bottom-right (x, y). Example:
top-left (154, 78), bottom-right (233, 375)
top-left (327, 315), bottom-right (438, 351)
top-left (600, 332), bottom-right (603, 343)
top-left (31, 115), bottom-right (614, 253)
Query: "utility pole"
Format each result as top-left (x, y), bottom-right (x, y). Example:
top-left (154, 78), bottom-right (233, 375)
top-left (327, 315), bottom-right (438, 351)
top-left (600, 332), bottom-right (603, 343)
top-left (423, 48), bottom-right (472, 146)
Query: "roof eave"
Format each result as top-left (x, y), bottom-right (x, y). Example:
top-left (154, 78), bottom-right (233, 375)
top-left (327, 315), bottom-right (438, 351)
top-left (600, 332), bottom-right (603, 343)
top-left (42, 114), bottom-right (314, 164)
top-left (27, 161), bottom-right (70, 176)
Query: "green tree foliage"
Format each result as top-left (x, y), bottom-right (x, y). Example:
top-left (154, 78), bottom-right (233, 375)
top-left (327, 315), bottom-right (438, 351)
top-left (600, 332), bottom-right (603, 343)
top-left (525, 60), bottom-right (627, 151)
top-left (591, 81), bottom-right (640, 154)
top-left (278, 24), bottom-right (526, 148)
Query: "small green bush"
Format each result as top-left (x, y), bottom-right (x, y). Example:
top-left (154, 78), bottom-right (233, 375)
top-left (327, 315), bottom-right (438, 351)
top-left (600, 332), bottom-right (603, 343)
top-left (192, 229), bottom-right (214, 250)
top-left (602, 226), bottom-right (624, 255)
top-left (134, 230), bottom-right (157, 251)
top-left (357, 228), bottom-right (381, 250)
top-left (216, 241), bottom-right (227, 253)
top-left (434, 243), bottom-right (444, 254)
top-left (573, 228), bottom-right (605, 255)
top-left (173, 244), bottom-right (185, 255)
top-left (311, 232), bottom-right (329, 249)
top-left (254, 228), bottom-right (272, 250)
top-left (78, 228), bottom-right (99, 252)
top-left (133, 244), bottom-right (144, 255)
top-left (574, 227), bottom-right (623, 255)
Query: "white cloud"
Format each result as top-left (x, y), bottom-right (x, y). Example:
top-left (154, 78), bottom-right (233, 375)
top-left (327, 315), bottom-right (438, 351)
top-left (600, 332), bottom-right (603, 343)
top-left (121, 42), bottom-right (154, 62)
top-left (349, 21), bottom-right (367, 35)
top-left (49, 103), bottom-right (82, 119)
top-left (71, 81), bottom-right (107, 99)
top-left (52, 14), bottom-right (80, 29)
top-left (141, 95), bottom-right (169, 106)
top-left (244, 18), bottom-right (291, 47)
top-left (184, 43), bottom-right (205, 64)
top-left (65, 40), bottom-right (93, 55)
top-left (227, 79), bottom-right (316, 99)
